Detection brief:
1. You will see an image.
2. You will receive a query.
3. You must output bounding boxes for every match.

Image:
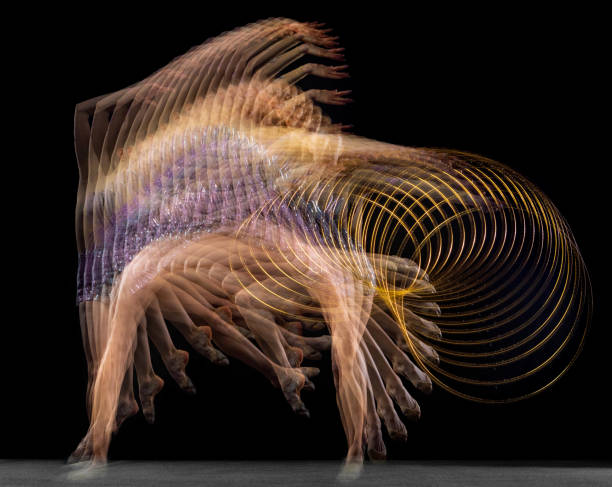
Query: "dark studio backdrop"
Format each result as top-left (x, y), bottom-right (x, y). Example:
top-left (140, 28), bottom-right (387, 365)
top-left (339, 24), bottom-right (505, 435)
top-left (5, 5), bottom-right (607, 462)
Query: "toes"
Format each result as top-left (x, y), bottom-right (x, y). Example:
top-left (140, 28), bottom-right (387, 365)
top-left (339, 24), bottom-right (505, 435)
top-left (338, 461), bottom-right (363, 482)
top-left (286, 346), bottom-right (304, 367)
top-left (392, 355), bottom-right (433, 390)
top-left (377, 405), bottom-right (407, 442)
top-left (401, 335), bottom-right (440, 365)
top-left (409, 317), bottom-right (442, 340)
top-left (65, 461), bottom-right (106, 480)
top-left (299, 366), bottom-right (320, 379)
top-left (165, 349), bottom-right (196, 394)
top-left (406, 300), bottom-right (441, 317)
top-left (115, 397), bottom-right (139, 429)
top-left (68, 434), bottom-right (93, 464)
top-left (366, 390), bottom-right (387, 461)
top-left (415, 374), bottom-right (433, 394)
top-left (303, 348), bottom-right (323, 361)
top-left (233, 324), bottom-right (256, 340)
top-left (278, 368), bottom-right (310, 417)
top-left (138, 375), bottom-right (164, 424)
top-left (302, 321), bottom-right (325, 332)
top-left (278, 324), bottom-right (330, 360)
top-left (189, 325), bottom-right (229, 366)
top-left (396, 328), bottom-right (440, 364)
top-left (366, 429), bottom-right (387, 461)
top-left (283, 321), bottom-right (303, 334)
top-left (279, 328), bottom-right (324, 361)
top-left (302, 377), bottom-right (316, 392)
top-left (310, 335), bottom-right (332, 351)
top-left (214, 305), bottom-right (232, 322)
top-left (388, 421), bottom-right (408, 442)
top-left (387, 382), bottom-right (421, 421)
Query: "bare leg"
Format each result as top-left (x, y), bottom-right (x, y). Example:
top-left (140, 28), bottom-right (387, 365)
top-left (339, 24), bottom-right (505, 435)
top-left (145, 298), bottom-right (196, 394)
top-left (310, 269), bottom-right (371, 468)
top-left (133, 322), bottom-right (164, 423)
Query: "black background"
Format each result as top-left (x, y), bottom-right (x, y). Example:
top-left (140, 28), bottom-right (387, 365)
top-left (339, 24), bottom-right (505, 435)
top-left (4, 5), bottom-right (607, 462)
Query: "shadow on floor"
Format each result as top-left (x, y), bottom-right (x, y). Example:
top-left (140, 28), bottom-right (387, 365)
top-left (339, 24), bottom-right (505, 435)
top-left (1, 459), bottom-right (611, 486)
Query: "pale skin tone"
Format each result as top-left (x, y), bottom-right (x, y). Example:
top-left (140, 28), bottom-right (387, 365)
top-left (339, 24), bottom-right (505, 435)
top-left (69, 16), bottom-right (594, 484)
top-left (71, 229), bottom-right (441, 467)
top-left (72, 19), bottom-right (445, 474)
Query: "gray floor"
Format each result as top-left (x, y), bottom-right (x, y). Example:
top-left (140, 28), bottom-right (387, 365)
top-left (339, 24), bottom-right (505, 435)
top-left (1, 460), bottom-right (611, 486)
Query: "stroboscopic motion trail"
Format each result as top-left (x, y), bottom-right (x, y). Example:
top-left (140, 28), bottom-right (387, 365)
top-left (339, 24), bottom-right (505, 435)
top-left (71, 18), bottom-right (591, 477)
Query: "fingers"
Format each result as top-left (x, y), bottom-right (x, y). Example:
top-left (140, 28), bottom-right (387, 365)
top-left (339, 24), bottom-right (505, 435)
top-left (402, 330), bottom-right (440, 366)
top-left (401, 306), bottom-right (442, 339)
top-left (360, 341), bottom-right (407, 441)
top-left (364, 329), bottom-right (421, 420)
top-left (313, 64), bottom-right (350, 79)
top-left (369, 254), bottom-right (430, 282)
top-left (280, 62), bottom-right (349, 84)
top-left (372, 302), bottom-right (441, 348)
top-left (307, 89), bottom-right (353, 106)
top-left (367, 315), bottom-right (433, 394)
top-left (404, 299), bottom-right (441, 318)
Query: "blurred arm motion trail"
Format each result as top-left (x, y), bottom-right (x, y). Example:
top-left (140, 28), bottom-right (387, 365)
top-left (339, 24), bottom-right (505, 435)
top-left (71, 18), bottom-right (591, 475)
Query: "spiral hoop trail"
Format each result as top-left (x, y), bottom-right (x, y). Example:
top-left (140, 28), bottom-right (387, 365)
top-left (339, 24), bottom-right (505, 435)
top-left (71, 18), bottom-right (591, 471)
